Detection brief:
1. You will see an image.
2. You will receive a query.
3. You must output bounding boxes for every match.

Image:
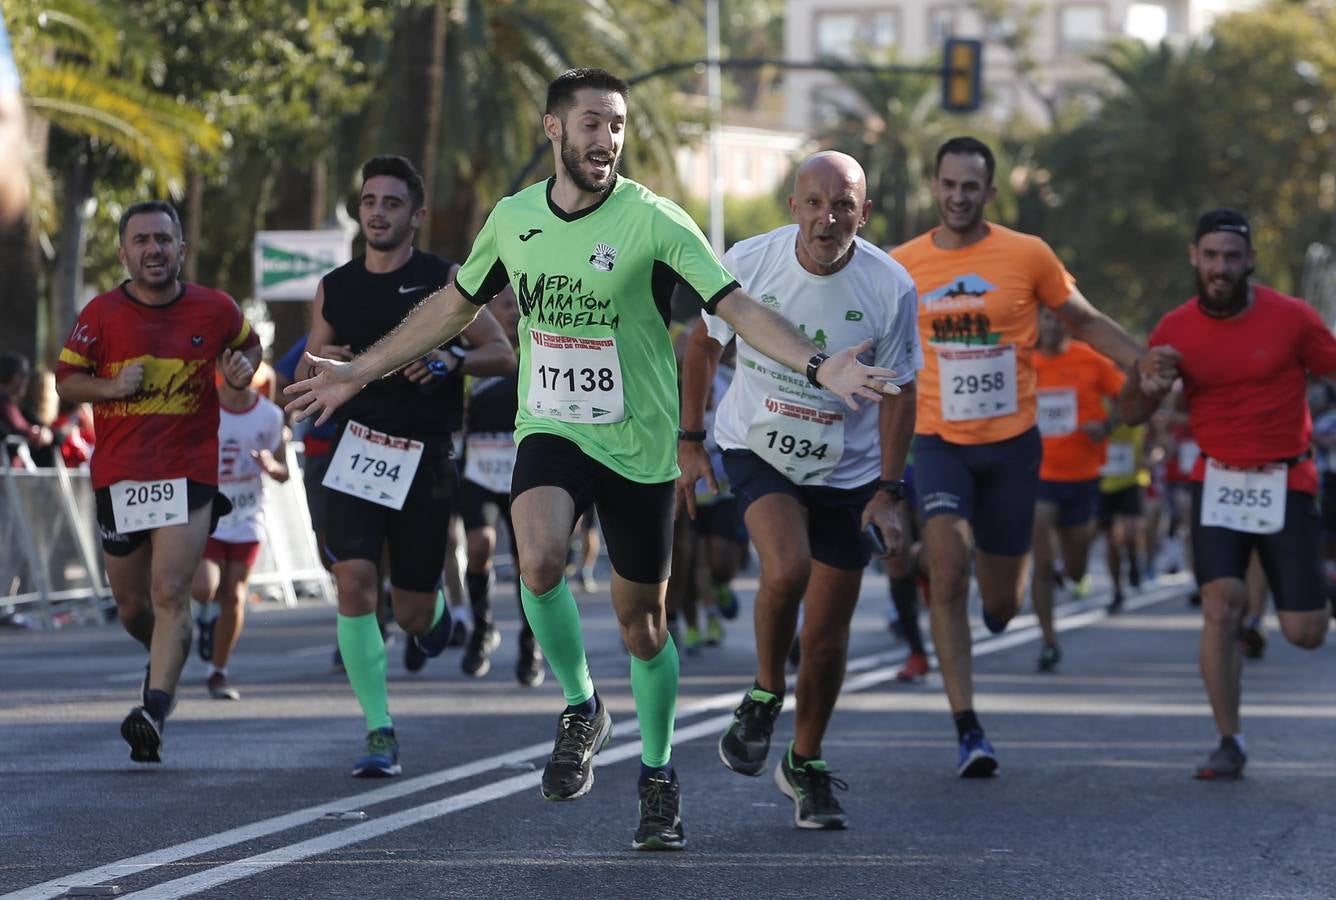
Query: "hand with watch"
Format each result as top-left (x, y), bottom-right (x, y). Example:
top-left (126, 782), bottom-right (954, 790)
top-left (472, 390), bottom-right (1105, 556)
top-left (803, 340), bottom-right (900, 410)
top-left (861, 478), bottom-right (908, 558)
top-left (675, 427), bottom-right (718, 520)
top-left (403, 344), bottom-right (467, 386)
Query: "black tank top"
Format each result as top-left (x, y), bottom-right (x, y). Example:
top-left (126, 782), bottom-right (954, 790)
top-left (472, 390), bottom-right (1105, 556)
top-left (321, 251), bottom-right (464, 439)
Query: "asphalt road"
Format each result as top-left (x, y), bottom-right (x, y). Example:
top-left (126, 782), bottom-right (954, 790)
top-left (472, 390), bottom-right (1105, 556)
top-left (2, 567), bottom-right (1334, 899)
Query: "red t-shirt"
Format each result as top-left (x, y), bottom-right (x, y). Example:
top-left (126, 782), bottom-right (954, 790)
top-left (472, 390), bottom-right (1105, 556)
top-left (56, 282), bottom-right (255, 490)
top-left (1148, 285), bottom-right (1336, 495)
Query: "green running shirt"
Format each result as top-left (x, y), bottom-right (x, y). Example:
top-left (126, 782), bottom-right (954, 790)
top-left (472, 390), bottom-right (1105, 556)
top-left (456, 176), bottom-right (739, 483)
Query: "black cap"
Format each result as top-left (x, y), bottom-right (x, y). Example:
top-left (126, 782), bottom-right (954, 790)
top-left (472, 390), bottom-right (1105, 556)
top-left (1194, 208), bottom-right (1250, 244)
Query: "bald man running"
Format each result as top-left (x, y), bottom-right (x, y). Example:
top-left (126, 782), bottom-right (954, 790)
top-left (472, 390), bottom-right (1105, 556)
top-left (679, 152), bottom-right (922, 829)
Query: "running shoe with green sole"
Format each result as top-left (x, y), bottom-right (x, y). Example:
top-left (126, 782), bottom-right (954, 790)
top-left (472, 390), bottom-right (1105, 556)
top-left (352, 727), bottom-right (401, 777)
top-left (774, 750), bottom-right (849, 830)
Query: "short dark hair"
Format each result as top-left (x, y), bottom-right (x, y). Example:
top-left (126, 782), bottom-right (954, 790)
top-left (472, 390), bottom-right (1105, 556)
top-left (545, 68), bottom-right (629, 119)
top-left (935, 136), bottom-right (996, 185)
top-left (360, 155), bottom-right (426, 211)
top-left (118, 201), bottom-right (182, 242)
top-left (0, 352), bottom-right (30, 385)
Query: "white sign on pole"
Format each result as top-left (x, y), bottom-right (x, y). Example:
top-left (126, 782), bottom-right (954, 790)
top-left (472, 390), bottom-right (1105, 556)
top-left (253, 230), bottom-right (350, 301)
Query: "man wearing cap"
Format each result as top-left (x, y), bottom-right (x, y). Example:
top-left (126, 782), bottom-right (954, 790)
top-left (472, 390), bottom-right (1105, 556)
top-left (1120, 208), bottom-right (1336, 780)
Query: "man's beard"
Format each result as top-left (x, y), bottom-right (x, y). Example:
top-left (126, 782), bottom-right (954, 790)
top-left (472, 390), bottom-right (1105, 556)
top-left (136, 258), bottom-right (180, 287)
top-left (1195, 269), bottom-right (1250, 317)
top-left (561, 135), bottom-right (617, 195)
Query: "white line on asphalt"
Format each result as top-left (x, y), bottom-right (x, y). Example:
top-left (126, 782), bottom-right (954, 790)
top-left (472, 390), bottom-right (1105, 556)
top-left (4, 579), bottom-right (1187, 900)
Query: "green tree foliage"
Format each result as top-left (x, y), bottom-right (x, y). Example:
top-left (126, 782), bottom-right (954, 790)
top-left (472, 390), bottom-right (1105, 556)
top-left (1020, 1), bottom-right (1336, 333)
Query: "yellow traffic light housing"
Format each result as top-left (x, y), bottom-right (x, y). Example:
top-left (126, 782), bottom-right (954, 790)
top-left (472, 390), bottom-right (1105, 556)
top-left (942, 38), bottom-right (983, 113)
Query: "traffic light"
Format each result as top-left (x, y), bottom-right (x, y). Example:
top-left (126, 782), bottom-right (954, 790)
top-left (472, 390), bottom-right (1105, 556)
top-left (942, 38), bottom-right (983, 113)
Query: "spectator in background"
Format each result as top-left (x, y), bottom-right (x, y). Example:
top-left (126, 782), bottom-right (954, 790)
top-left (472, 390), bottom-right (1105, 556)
top-left (0, 352), bottom-right (52, 466)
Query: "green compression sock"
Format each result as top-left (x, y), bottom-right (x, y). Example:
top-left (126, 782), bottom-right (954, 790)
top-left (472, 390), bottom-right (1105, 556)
top-left (337, 612), bottom-right (391, 732)
top-left (631, 637), bottom-right (680, 768)
top-left (520, 578), bottom-right (594, 706)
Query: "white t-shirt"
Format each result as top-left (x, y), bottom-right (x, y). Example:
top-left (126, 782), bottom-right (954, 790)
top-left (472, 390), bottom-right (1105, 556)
top-left (213, 396), bottom-right (285, 543)
top-left (704, 225), bottom-right (922, 489)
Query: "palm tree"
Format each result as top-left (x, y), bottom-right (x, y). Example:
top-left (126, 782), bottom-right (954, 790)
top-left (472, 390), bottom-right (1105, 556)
top-left (2, 0), bottom-right (223, 359)
top-left (374, 0), bottom-right (706, 261)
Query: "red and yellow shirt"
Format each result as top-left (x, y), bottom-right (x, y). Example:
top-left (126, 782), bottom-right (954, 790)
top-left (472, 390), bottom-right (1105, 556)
top-left (892, 223), bottom-right (1075, 445)
top-left (56, 282), bottom-right (255, 490)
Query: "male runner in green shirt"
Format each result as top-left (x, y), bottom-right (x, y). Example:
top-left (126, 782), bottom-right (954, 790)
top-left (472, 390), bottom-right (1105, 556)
top-left (287, 67), bottom-right (895, 851)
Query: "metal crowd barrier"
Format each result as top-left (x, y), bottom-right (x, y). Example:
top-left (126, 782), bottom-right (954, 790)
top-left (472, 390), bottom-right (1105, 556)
top-left (1, 439), bottom-right (333, 628)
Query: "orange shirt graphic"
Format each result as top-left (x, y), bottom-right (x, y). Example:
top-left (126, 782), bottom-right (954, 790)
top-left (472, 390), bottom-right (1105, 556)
top-left (892, 223), bottom-right (1075, 445)
top-left (1033, 341), bottom-right (1125, 481)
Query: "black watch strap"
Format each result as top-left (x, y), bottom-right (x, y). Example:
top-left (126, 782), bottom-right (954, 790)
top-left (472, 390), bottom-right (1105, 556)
top-left (678, 429), bottom-right (707, 442)
top-left (805, 351), bottom-right (830, 388)
top-left (877, 479), bottom-right (907, 500)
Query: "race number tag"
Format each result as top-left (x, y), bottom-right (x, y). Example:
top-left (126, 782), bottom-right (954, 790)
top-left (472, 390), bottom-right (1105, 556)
top-left (1101, 442), bottom-right (1136, 477)
top-left (1177, 439), bottom-right (1201, 474)
top-left (1036, 388), bottom-right (1078, 437)
top-left (745, 396), bottom-right (844, 485)
top-left (527, 330), bottom-right (625, 424)
top-left (937, 344), bottom-right (1018, 422)
top-left (217, 475), bottom-right (262, 532)
top-left (1200, 459), bottom-right (1286, 534)
top-left (323, 420), bottom-right (423, 510)
top-left (464, 432), bottom-right (517, 495)
top-left (110, 477), bottom-right (188, 533)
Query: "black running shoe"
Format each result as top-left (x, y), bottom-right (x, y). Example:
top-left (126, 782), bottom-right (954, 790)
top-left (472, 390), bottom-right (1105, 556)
top-left (1037, 643), bottom-right (1061, 672)
top-left (120, 706), bottom-right (163, 763)
top-left (516, 633), bottom-right (545, 688)
top-left (1239, 618), bottom-right (1266, 660)
top-left (718, 688), bottom-right (783, 776)
top-left (403, 634), bottom-right (428, 673)
top-left (447, 617), bottom-right (469, 647)
top-left (196, 614), bottom-right (215, 662)
top-left (541, 697), bottom-right (612, 800)
top-left (412, 604), bottom-right (456, 659)
top-left (1194, 735), bottom-right (1246, 780)
top-left (461, 625), bottom-right (501, 677)
top-left (632, 770), bottom-right (685, 850)
top-left (1107, 590), bottom-right (1125, 614)
top-left (774, 752), bottom-right (848, 830)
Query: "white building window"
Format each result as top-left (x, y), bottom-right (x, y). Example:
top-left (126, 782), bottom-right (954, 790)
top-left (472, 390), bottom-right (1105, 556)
top-left (928, 6), bottom-right (956, 43)
top-left (1058, 4), bottom-right (1106, 53)
top-left (814, 10), bottom-right (898, 59)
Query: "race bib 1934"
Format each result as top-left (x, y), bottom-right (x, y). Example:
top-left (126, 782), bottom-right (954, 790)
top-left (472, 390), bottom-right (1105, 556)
top-left (745, 396), bottom-right (844, 485)
top-left (323, 421), bottom-right (423, 510)
top-left (527, 329), bottom-right (625, 424)
top-left (937, 344), bottom-right (1018, 422)
top-left (1200, 459), bottom-right (1286, 534)
top-left (110, 477), bottom-right (189, 534)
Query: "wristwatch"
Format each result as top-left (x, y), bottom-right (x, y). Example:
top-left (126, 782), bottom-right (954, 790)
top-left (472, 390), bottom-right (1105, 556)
top-left (876, 479), bottom-right (908, 500)
top-left (805, 352), bottom-right (830, 388)
top-left (677, 429), bottom-right (707, 442)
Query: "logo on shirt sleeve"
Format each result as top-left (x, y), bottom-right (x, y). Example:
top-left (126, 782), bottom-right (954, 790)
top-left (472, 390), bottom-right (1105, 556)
top-left (589, 242), bottom-right (618, 272)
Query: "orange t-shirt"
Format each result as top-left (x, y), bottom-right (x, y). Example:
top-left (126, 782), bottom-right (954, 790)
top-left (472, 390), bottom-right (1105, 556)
top-left (892, 223), bottom-right (1075, 445)
top-left (1033, 341), bottom-right (1125, 481)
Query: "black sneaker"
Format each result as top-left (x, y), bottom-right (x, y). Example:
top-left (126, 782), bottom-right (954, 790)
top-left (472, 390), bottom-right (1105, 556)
top-left (412, 604), bottom-right (456, 659)
top-left (1239, 618), bottom-right (1266, 660)
top-left (718, 687), bottom-right (783, 776)
top-left (1037, 643), bottom-right (1061, 672)
top-left (1194, 735), bottom-right (1246, 780)
top-left (461, 625), bottom-right (501, 677)
top-left (196, 614), bottom-right (215, 662)
top-left (403, 635), bottom-right (428, 673)
top-left (448, 617), bottom-right (469, 647)
top-left (120, 706), bottom-right (163, 763)
top-left (632, 770), bottom-right (685, 850)
top-left (541, 697), bottom-right (612, 800)
top-left (516, 633), bottom-right (545, 688)
top-left (774, 752), bottom-right (849, 830)
top-left (1107, 590), bottom-right (1125, 613)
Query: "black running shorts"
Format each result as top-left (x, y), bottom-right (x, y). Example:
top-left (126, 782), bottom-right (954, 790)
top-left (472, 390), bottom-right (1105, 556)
top-left (95, 481), bottom-right (229, 557)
